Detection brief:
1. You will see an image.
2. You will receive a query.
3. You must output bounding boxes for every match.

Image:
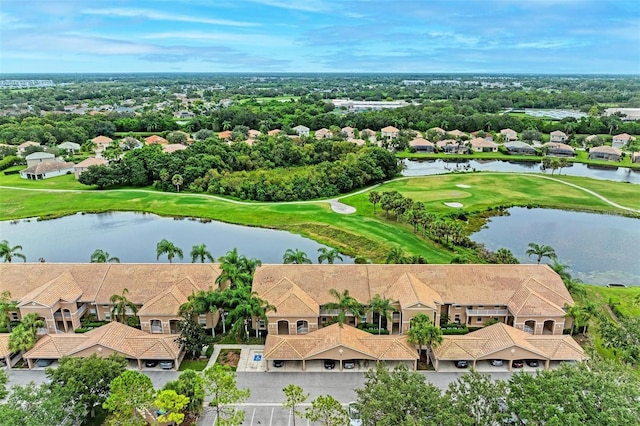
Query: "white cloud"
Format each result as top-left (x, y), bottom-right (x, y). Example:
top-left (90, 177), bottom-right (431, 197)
top-left (82, 7), bottom-right (259, 27)
top-left (141, 31), bottom-right (291, 46)
top-left (245, 0), bottom-right (330, 12)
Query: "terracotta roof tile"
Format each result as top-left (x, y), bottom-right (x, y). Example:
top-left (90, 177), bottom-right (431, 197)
top-left (18, 271), bottom-right (83, 307)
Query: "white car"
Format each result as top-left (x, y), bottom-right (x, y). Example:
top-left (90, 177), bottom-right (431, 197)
top-left (347, 402), bottom-right (362, 426)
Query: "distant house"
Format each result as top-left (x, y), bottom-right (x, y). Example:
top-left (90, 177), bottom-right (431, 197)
top-left (267, 129), bottom-right (282, 137)
top-left (217, 131), bottom-right (232, 141)
top-left (469, 137), bottom-right (498, 153)
top-left (632, 152), bottom-right (640, 163)
top-left (58, 141), bottom-right (81, 154)
top-left (350, 139), bottom-right (367, 146)
top-left (174, 110), bottom-right (195, 119)
top-left (144, 135), bottom-right (169, 146)
top-left (91, 136), bottom-right (113, 150)
top-left (25, 152), bottom-right (55, 167)
top-left (360, 129), bottom-right (377, 141)
top-left (500, 129), bottom-right (518, 141)
top-left (429, 127), bottom-right (446, 136)
top-left (409, 137), bottom-right (435, 153)
top-left (248, 129), bottom-right (261, 139)
top-left (20, 160), bottom-right (74, 180)
top-left (612, 133), bottom-right (634, 149)
top-left (504, 141), bottom-right (537, 155)
top-left (292, 125), bottom-right (310, 137)
top-left (341, 127), bottom-right (356, 139)
top-left (17, 141), bottom-right (41, 156)
top-left (550, 131), bottom-right (567, 143)
top-left (74, 157), bottom-right (108, 179)
top-left (381, 126), bottom-right (400, 139)
top-left (446, 129), bottom-right (467, 140)
top-left (589, 146), bottom-right (622, 162)
top-left (315, 128), bottom-right (333, 139)
top-left (162, 144), bottom-right (188, 154)
top-left (437, 139), bottom-right (469, 154)
top-left (544, 142), bottom-right (575, 157)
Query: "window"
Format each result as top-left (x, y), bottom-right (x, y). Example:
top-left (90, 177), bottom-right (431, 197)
top-left (477, 317), bottom-right (482, 322)
top-left (89, 308), bottom-right (96, 315)
top-left (454, 305), bottom-right (461, 310)
top-left (10, 313), bottom-right (19, 321)
top-left (478, 306), bottom-right (484, 309)
top-left (104, 313), bottom-right (111, 321)
top-left (454, 314), bottom-right (460, 324)
top-left (258, 320), bottom-right (266, 329)
top-left (198, 317), bottom-right (207, 325)
top-left (321, 317), bottom-right (327, 323)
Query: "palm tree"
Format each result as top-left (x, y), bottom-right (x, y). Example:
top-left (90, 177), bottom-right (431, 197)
top-left (90, 249), bottom-right (120, 263)
top-left (190, 244), bottom-right (214, 263)
top-left (0, 240), bottom-right (26, 263)
top-left (406, 313), bottom-right (443, 365)
top-left (215, 263), bottom-right (252, 290)
top-left (368, 191), bottom-right (381, 214)
top-left (324, 289), bottom-right (364, 327)
top-left (109, 288), bottom-right (138, 324)
top-left (368, 294), bottom-right (393, 334)
top-left (525, 243), bottom-right (557, 264)
top-left (8, 313), bottom-right (44, 353)
top-left (156, 239), bottom-right (184, 263)
top-left (0, 291), bottom-right (17, 331)
top-left (282, 249), bottom-right (311, 264)
top-left (385, 247), bottom-right (407, 264)
top-left (317, 247), bottom-right (343, 264)
top-left (172, 174), bottom-right (183, 192)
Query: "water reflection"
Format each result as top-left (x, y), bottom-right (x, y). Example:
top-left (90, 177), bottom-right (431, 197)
top-left (471, 208), bottom-right (640, 286)
top-left (0, 212), bottom-right (354, 265)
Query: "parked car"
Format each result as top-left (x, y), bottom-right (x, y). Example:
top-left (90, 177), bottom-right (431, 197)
top-left (145, 360), bottom-right (158, 368)
top-left (526, 360), bottom-right (539, 367)
top-left (490, 359), bottom-right (504, 367)
top-left (455, 360), bottom-right (469, 369)
top-left (512, 360), bottom-right (524, 368)
top-left (343, 360), bottom-right (356, 369)
top-left (159, 360), bottom-right (174, 369)
top-left (324, 360), bottom-right (336, 370)
top-left (35, 359), bottom-right (53, 367)
top-left (272, 360), bottom-right (284, 368)
top-left (348, 402), bottom-right (363, 426)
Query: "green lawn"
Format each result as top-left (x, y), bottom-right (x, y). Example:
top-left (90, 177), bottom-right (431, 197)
top-left (178, 358), bottom-right (209, 371)
top-left (1, 171), bottom-right (638, 263)
top-left (583, 285), bottom-right (640, 318)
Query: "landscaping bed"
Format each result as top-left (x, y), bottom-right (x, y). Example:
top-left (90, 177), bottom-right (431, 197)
top-left (217, 349), bottom-right (241, 371)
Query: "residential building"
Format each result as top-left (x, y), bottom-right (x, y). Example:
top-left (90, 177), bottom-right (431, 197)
top-left (315, 128), bottom-right (333, 139)
top-left (0, 263), bottom-right (221, 336)
top-left (331, 99), bottom-right (409, 112)
top-left (162, 144), bottom-right (188, 154)
top-left (341, 127), bottom-right (356, 139)
top-left (504, 141), bottom-right (537, 155)
top-left (25, 152), bottom-right (55, 167)
top-left (543, 142), bottom-right (575, 157)
top-left (256, 264), bottom-right (582, 371)
top-left (549, 131), bottom-right (567, 143)
top-left (74, 158), bottom-right (108, 179)
top-left (632, 152), bottom-right (640, 163)
top-left (360, 129), bottom-right (377, 141)
top-left (292, 125), bottom-right (310, 137)
top-left (91, 136), bottom-right (113, 151)
top-left (58, 141), bottom-right (81, 154)
top-left (437, 139), bottom-right (469, 154)
top-left (17, 141), bottom-right (41, 156)
top-left (217, 131), bottom-right (232, 141)
top-left (409, 137), bottom-right (435, 153)
top-left (381, 126), bottom-right (400, 139)
top-left (267, 129), bottom-right (282, 137)
top-left (500, 129), bottom-right (518, 141)
top-left (469, 137), bottom-right (498, 152)
top-left (589, 146), bottom-right (622, 161)
top-left (446, 129), bottom-right (467, 140)
top-left (144, 135), bottom-right (169, 146)
top-left (20, 160), bottom-right (75, 180)
top-left (612, 133), bottom-right (634, 149)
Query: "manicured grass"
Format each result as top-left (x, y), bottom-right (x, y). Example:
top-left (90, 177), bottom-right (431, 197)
top-left (1, 166), bottom-right (92, 190)
top-left (178, 358), bottom-right (209, 371)
top-left (1, 172), bottom-right (637, 263)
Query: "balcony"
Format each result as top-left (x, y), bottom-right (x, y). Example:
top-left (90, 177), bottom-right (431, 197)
top-left (466, 308), bottom-right (508, 316)
top-left (392, 312), bottom-right (401, 321)
top-left (53, 304), bottom-right (88, 320)
top-left (320, 308), bottom-right (351, 316)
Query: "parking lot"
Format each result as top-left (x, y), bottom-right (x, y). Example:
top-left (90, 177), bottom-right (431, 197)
top-left (199, 403), bottom-right (355, 426)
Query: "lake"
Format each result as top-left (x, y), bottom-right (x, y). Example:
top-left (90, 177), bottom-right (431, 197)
top-left (402, 159), bottom-right (640, 184)
top-left (0, 212), bottom-right (354, 264)
top-left (471, 208), bottom-right (640, 287)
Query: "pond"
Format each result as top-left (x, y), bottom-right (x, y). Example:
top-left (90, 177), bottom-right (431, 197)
top-left (471, 208), bottom-right (640, 287)
top-left (0, 212), bottom-right (354, 264)
top-left (402, 159), bottom-right (640, 184)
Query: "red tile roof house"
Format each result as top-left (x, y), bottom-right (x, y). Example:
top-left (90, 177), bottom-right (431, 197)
top-left (409, 137), bottom-right (435, 153)
top-left (446, 129), bottom-right (467, 140)
top-left (549, 131), bottom-right (568, 143)
top-left (144, 135), bottom-right (169, 146)
top-left (381, 126), bottom-right (400, 139)
top-left (543, 142), bottom-right (576, 157)
top-left (588, 146), bottom-right (622, 162)
top-left (314, 128), bottom-right (333, 139)
top-left (612, 133), bottom-right (635, 149)
top-left (469, 137), bottom-right (498, 153)
top-left (74, 157), bottom-right (109, 179)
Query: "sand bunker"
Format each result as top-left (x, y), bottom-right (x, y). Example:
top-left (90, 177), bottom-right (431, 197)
top-left (456, 184), bottom-right (471, 188)
top-left (444, 202), bottom-right (464, 208)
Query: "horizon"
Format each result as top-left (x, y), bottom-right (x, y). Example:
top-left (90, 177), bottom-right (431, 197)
top-left (2, 0), bottom-right (639, 75)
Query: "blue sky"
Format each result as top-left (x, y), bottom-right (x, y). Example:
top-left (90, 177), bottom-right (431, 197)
top-left (1, 0), bottom-right (639, 74)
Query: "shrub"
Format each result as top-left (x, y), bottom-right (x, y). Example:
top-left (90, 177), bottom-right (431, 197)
top-left (441, 327), bottom-right (469, 335)
top-left (0, 156), bottom-right (21, 171)
top-left (74, 328), bottom-right (91, 333)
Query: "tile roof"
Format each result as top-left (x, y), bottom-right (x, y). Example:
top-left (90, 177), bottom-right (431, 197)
top-left (613, 133), bottom-right (632, 141)
top-left (590, 146), bottom-right (622, 155)
top-left (469, 138), bottom-right (497, 148)
top-left (433, 323), bottom-right (585, 362)
top-left (18, 271), bottom-right (83, 307)
top-left (145, 135), bottom-right (169, 145)
top-left (429, 127), bottom-right (446, 134)
top-left (0, 335), bottom-right (10, 358)
top-left (24, 322), bottom-right (182, 361)
top-left (262, 278), bottom-right (319, 317)
top-left (447, 129), bottom-right (467, 137)
top-left (409, 137), bottom-right (434, 147)
top-left (91, 136), bottom-right (113, 144)
top-left (550, 131), bottom-right (567, 136)
top-left (263, 324), bottom-right (417, 361)
top-left (253, 264), bottom-right (572, 310)
top-left (384, 272), bottom-right (442, 309)
top-left (20, 161), bottom-right (75, 175)
top-left (18, 141), bottom-right (40, 149)
top-left (381, 126), bottom-right (399, 133)
top-left (74, 158), bottom-right (108, 168)
top-left (162, 144), bottom-right (188, 153)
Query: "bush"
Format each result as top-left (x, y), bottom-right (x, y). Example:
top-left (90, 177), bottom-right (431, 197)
top-left (0, 156), bottom-right (21, 171)
top-left (205, 344), bottom-right (215, 358)
top-left (74, 328), bottom-right (91, 333)
top-left (441, 327), bottom-right (469, 335)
